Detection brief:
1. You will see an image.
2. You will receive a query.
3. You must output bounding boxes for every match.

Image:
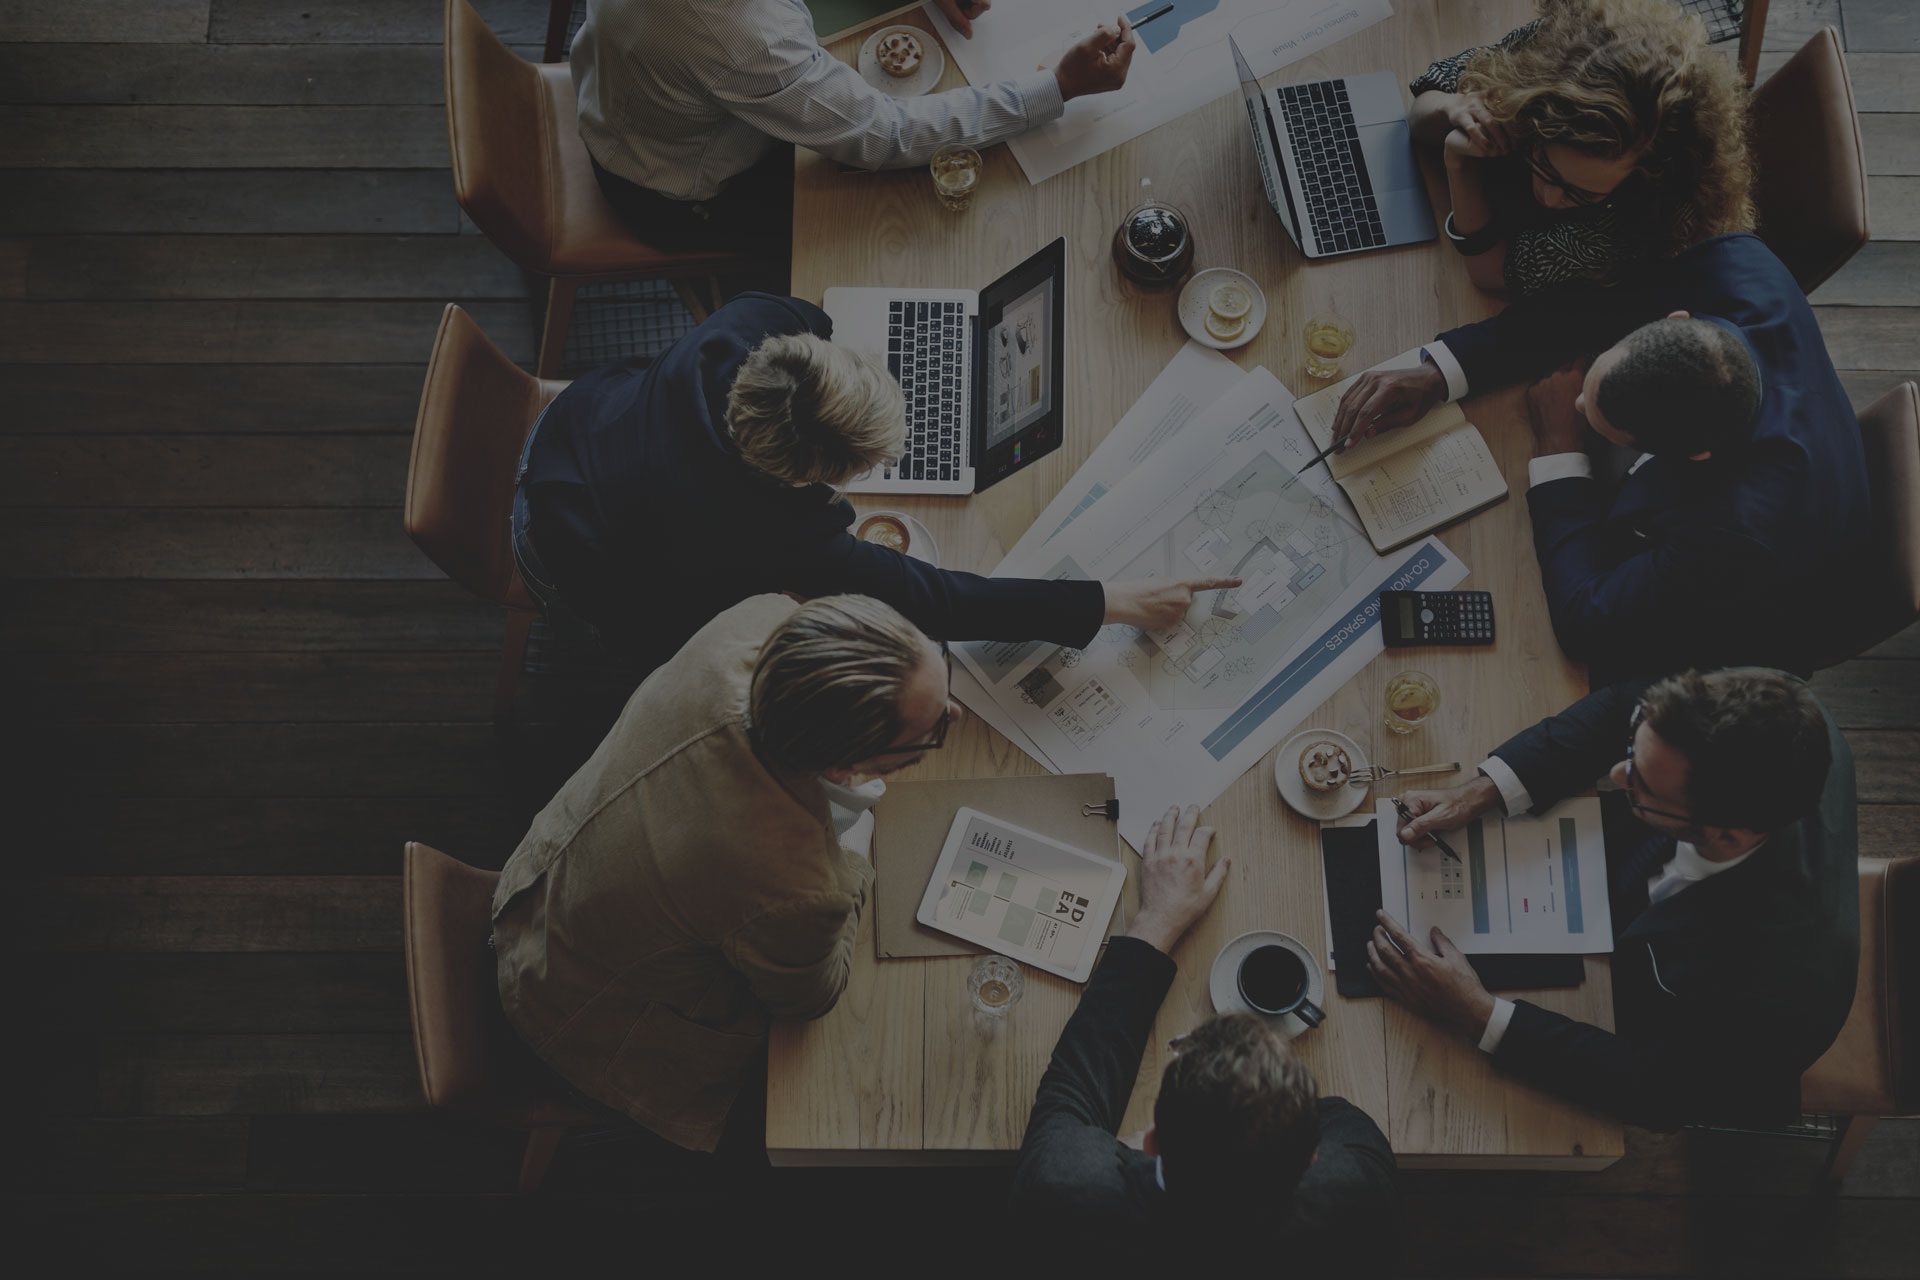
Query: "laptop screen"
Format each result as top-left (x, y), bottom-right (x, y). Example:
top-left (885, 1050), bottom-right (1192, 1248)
top-left (1231, 34), bottom-right (1287, 224)
top-left (973, 237), bottom-right (1066, 491)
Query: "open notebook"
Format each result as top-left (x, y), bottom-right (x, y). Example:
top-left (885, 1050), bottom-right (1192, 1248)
top-left (1293, 349), bottom-right (1509, 552)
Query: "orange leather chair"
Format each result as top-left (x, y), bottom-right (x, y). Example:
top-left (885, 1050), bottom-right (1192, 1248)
top-left (1749, 26), bottom-right (1870, 294)
top-left (1801, 856), bottom-right (1919, 1185)
top-left (444, 0), bottom-right (753, 375)
top-left (1812, 382), bottom-right (1920, 671)
top-left (403, 841), bottom-right (601, 1192)
top-left (405, 304), bottom-right (567, 722)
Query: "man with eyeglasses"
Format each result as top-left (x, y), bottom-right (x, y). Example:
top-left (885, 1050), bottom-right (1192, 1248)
top-left (1323, 231), bottom-right (1869, 685)
top-left (492, 593), bottom-right (964, 1154)
top-left (1365, 668), bottom-right (1859, 1131)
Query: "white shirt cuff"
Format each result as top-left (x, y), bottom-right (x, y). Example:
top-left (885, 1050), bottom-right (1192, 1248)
top-left (1017, 71), bottom-right (1065, 127)
top-left (1478, 996), bottom-right (1517, 1054)
top-left (1421, 341), bottom-right (1469, 403)
top-left (1526, 453), bottom-right (1593, 489)
top-left (1477, 757), bottom-right (1531, 816)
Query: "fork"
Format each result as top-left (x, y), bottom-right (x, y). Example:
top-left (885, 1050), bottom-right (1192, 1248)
top-left (1349, 762), bottom-right (1461, 787)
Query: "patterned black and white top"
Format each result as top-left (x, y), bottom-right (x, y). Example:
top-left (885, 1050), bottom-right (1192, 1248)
top-left (1410, 20), bottom-right (1668, 295)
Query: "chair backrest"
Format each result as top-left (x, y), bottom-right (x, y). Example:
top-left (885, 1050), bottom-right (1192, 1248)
top-left (1862, 381), bottom-right (1920, 626)
top-left (405, 305), bottom-right (563, 606)
top-left (1749, 26), bottom-right (1869, 293)
top-left (445, 0), bottom-right (558, 271)
top-left (1803, 857), bottom-right (1920, 1116)
top-left (402, 841), bottom-right (510, 1113)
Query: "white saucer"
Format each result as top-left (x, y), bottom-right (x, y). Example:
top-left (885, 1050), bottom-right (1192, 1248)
top-left (1274, 728), bottom-right (1370, 821)
top-left (1209, 930), bottom-right (1327, 1039)
top-left (858, 25), bottom-right (945, 98)
top-left (1178, 267), bottom-right (1267, 351)
top-left (856, 508), bottom-right (940, 567)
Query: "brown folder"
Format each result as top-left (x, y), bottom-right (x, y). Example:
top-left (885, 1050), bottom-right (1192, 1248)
top-left (872, 773), bottom-right (1134, 959)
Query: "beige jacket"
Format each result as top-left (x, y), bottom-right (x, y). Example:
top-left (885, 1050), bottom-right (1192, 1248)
top-left (492, 595), bottom-right (873, 1150)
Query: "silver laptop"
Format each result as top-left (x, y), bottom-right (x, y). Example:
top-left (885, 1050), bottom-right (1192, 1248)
top-left (824, 238), bottom-right (1066, 496)
top-left (1231, 34), bottom-right (1436, 258)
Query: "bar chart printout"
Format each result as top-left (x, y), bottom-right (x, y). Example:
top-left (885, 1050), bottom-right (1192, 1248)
top-left (1375, 796), bottom-right (1613, 955)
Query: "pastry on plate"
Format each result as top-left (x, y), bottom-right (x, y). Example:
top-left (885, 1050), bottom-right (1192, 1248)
top-left (1298, 740), bottom-right (1352, 792)
top-left (877, 32), bottom-right (924, 79)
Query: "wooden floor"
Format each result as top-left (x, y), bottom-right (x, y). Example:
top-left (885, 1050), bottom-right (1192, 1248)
top-left (6, 1), bottom-right (1916, 1274)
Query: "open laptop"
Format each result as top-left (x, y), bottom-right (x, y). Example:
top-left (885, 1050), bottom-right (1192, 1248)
top-left (824, 237), bottom-right (1066, 495)
top-left (1231, 34), bottom-right (1436, 258)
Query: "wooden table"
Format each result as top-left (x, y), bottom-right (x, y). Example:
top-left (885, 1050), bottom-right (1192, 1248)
top-left (768, 0), bottom-right (1624, 1170)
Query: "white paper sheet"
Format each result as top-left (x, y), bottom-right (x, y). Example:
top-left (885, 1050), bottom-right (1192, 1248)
top-left (955, 366), bottom-right (1467, 849)
top-left (1375, 796), bottom-right (1614, 955)
top-left (929, 0), bottom-right (1395, 184)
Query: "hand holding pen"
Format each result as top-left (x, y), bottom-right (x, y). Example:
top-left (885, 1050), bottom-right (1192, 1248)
top-left (1391, 796), bottom-right (1461, 862)
top-left (1054, 16), bottom-right (1139, 100)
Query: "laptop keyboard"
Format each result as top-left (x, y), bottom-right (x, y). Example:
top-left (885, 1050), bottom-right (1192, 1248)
top-left (1278, 80), bottom-right (1387, 253)
top-left (885, 299), bottom-right (965, 483)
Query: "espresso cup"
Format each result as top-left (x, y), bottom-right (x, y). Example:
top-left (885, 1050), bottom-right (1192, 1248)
top-left (1237, 943), bottom-right (1325, 1027)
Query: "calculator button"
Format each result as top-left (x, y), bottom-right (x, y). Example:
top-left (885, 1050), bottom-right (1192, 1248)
top-left (1420, 608), bottom-right (1435, 624)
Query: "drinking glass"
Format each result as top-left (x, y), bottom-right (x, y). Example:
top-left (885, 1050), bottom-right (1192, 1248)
top-left (1383, 669), bottom-right (1440, 734)
top-left (968, 955), bottom-right (1024, 1016)
top-left (1303, 312), bottom-right (1356, 379)
top-left (930, 144), bottom-right (982, 213)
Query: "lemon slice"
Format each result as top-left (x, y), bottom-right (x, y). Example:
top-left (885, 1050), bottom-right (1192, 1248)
top-left (1208, 282), bottom-right (1253, 321)
top-left (1204, 310), bottom-right (1247, 342)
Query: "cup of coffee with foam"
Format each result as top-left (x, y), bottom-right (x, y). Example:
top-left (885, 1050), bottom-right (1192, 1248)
top-left (1237, 940), bottom-right (1324, 1027)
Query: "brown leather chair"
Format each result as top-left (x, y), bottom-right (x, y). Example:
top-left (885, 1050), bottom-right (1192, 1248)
top-left (1812, 382), bottom-right (1920, 670)
top-left (405, 304), bottom-right (567, 721)
top-left (444, 0), bottom-right (752, 375)
top-left (1801, 856), bottom-right (1920, 1185)
top-left (1749, 26), bottom-right (1870, 294)
top-left (403, 841), bottom-right (601, 1192)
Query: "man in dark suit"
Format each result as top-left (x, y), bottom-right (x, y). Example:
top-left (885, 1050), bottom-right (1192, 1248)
top-left (1327, 233), bottom-right (1870, 683)
top-left (1370, 668), bottom-right (1858, 1131)
top-left (513, 292), bottom-right (1230, 669)
top-left (1011, 805), bottom-right (1398, 1267)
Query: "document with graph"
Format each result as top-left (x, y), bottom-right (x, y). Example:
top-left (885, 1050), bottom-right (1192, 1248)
top-left (916, 808), bottom-right (1127, 982)
top-left (1375, 796), bottom-right (1613, 955)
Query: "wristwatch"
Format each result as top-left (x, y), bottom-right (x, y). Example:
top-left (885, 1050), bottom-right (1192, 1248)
top-left (1444, 211), bottom-right (1502, 256)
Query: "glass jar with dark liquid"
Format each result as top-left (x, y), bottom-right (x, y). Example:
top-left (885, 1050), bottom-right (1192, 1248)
top-left (1112, 188), bottom-right (1194, 285)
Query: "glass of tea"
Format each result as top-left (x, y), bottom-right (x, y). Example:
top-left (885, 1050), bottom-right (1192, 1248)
top-left (1304, 312), bottom-right (1356, 380)
top-left (930, 144), bottom-right (982, 212)
top-left (1112, 184), bottom-right (1195, 286)
top-left (968, 955), bottom-right (1024, 1016)
top-left (1383, 669), bottom-right (1440, 734)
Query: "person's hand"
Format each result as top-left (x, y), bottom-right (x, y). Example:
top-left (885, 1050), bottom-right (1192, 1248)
top-left (1524, 361), bottom-right (1591, 457)
top-left (1439, 92), bottom-right (1513, 161)
top-left (1367, 911), bottom-right (1495, 1040)
top-left (1103, 576), bottom-right (1242, 629)
top-left (1126, 804), bottom-right (1229, 954)
top-left (1055, 17), bottom-right (1137, 101)
top-left (933, 0), bottom-right (990, 39)
top-left (1394, 776), bottom-right (1501, 847)
top-left (1327, 362), bottom-right (1448, 452)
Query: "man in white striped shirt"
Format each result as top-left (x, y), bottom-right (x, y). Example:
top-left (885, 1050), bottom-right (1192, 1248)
top-left (572, 0), bottom-right (1137, 256)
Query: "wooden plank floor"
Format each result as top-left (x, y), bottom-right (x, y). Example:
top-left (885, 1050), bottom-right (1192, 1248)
top-left (6, 2), bottom-right (1917, 1273)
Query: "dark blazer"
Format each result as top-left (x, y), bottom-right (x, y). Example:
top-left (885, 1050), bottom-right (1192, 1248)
top-left (1487, 678), bottom-right (1859, 1131)
top-left (1010, 936), bottom-right (1398, 1269)
top-left (518, 293), bottom-right (1103, 668)
top-left (1437, 233), bottom-right (1869, 682)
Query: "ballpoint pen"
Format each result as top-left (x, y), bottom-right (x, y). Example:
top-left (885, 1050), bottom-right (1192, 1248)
top-left (1391, 796), bottom-right (1462, 863)
top-left (1132, 4), bottom-right (1176, 31)
top-left (1295, 434), bottom-right (1343, 476)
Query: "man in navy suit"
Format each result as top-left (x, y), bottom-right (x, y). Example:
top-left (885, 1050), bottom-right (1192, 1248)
top-left (512, 292), bottom-right (1232, 670)
top-left (1328, 233), bottom-right (1870, 683)
top-left (1369, 668), bottom-right (1858, 1131)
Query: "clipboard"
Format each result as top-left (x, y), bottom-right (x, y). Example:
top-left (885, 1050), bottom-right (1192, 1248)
top-left (873, 773), bottom-right (1129, 960)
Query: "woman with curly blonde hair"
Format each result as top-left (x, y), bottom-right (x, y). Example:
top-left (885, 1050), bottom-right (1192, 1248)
top-left (1408, 0), bottom-right (1754, 295)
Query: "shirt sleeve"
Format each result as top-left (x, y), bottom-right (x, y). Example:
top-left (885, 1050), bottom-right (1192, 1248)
top-left (711, 16), bottom-right (1065, 171)
top-left (1527, 453), bottom-right (1593, 489)
top-left (1476, 757), bottom-right (1532, 816)
top-left (1477, 996), bottom-right (1518, 1053)
top-left (1421, 341), bottom-right (1470, 402)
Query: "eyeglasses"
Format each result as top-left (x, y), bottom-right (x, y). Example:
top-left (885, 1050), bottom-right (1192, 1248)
top-left (1623, 704), bottom-right (1693, 825)
top-left (1526, 146), bottom-right (1614, 208)
top-left (883, 639), bottom-right (954, 755)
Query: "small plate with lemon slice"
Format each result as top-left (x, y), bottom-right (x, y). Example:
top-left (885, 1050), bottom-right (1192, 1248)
top-left (1177, 267), bottom-right (1266, 351)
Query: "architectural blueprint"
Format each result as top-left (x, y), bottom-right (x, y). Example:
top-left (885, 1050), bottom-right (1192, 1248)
top-left (928, 0), bottom-right (1394, 183)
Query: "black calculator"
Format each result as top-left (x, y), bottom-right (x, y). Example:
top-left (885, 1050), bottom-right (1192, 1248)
top-left (1380, 590), bottom-right (1495, 646)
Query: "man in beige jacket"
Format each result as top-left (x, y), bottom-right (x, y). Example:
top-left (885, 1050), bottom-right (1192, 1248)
top-left (492, 592), bottom-right (956, 1151)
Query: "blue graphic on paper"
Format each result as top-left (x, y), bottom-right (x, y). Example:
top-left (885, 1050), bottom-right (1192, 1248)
top-left (1125, 0), bottom-right (1219, 54)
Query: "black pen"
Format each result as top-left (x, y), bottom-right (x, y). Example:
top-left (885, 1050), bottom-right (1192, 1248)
top-left (1296, 435), bottom-right (1342, 476)
top-left (1391, 796), bottom-right (1461, 863)
top-left (1132, 4), bottom-right (1175, 32)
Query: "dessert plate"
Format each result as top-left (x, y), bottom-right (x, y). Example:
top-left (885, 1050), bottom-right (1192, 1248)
top-left (858, 25), bottom-right (945, 98)
top-left (1274, 728), bottom-right (1369, 821)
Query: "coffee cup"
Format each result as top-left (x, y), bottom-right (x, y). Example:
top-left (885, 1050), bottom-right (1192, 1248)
top-left (1237, 942), bottom-right (1324, 1027)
